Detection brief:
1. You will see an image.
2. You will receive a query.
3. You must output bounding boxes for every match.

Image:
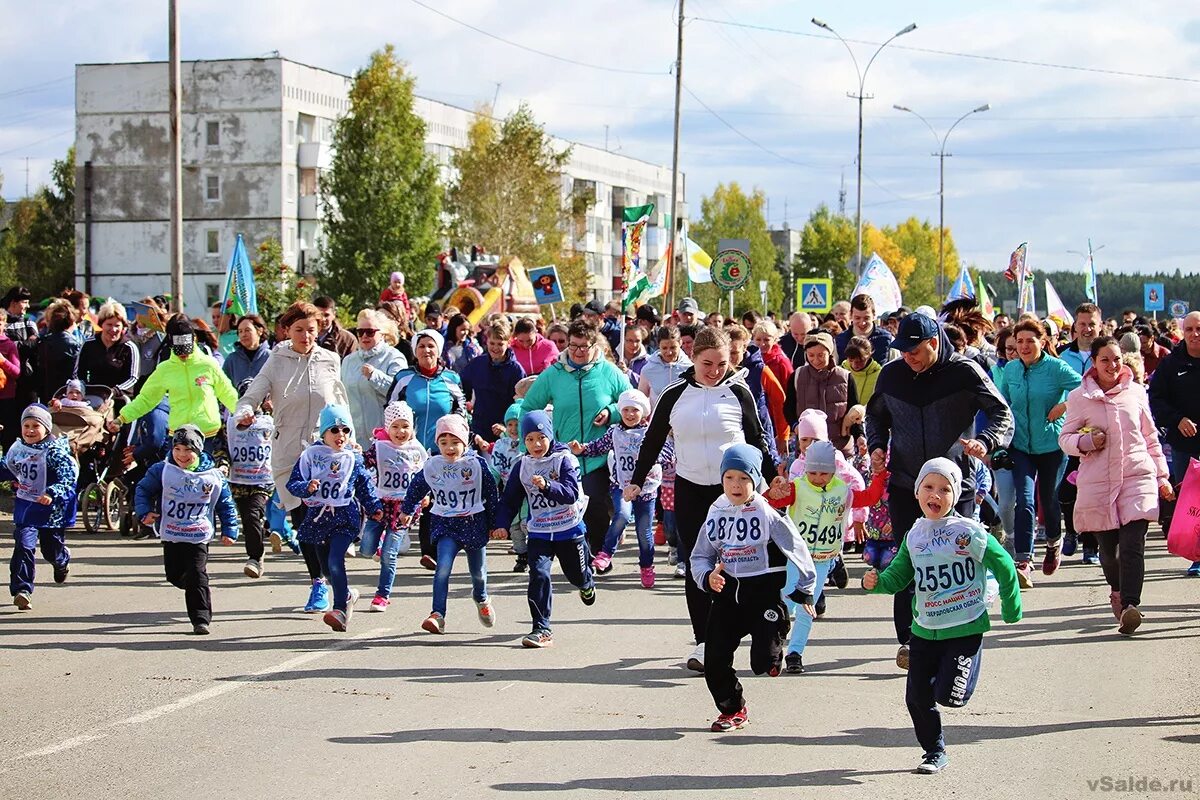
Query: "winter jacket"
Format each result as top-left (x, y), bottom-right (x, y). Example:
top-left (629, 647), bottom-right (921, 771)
top-left (236, 342), bottom-right (348, 510)
top-left (866, 324), bottom-right (1013, 494)
top-left (121, 348), bottom-right (238, 437)
top-left (222, 342), bottom-right (271, 389)
top-left (0, 337), bottom-right (19, 400)
top-left (36, 331), bottom-right (82, 403)
top-left (386, 365), bottom-right (467, 451)
top-left (0, 433), bottom-right (78, 528)
top-left (1001, 353), bottom-right (1081, 455)
top-left (341, 342), bottom-right (407, 434)
top-left (134, 450), bottom-right (239, 543)
top-left (521, 352), bottom-right (629, 475)
top-left (76, 336), bottom-right (140, 394)
top-left (638, 349), bottom-right (693, 407)
top-left (760, 342), bottom-right (794, 389)
top-left (632, 365), bottom-right (777, 487)
top-left (1059, 339), bottom-right (1092, 376)
top-left (459, 349), bottom-right (525, 441)
top-left (317, 321), bottom-right (357, 359)
top-left (836, 325), bottom-right (895, 365)
top-left (444, 335), bottom-right (483, 374)
top-left (285, 445), bottom-right (382, 544)
top-left (842, 356), bottom-right (882, 409)
top-left (1149, 341), bottom-right (1200, 456)
top-left (1061, 366), bottom-right (1169, 532)
top-left (760, 363), bottom-right (789, 454)
top-left (510, 333), bottom-right (558, 376)
top-left (494, 442), bottom-right (585, 542)
top-left (786, 364), bottom-right (859, 454)
top-left (737, 345), bottom-right (781, 465)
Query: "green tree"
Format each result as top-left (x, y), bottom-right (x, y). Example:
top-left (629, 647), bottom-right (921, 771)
top-left (796, 205), bottom-right (856, 302)
top-left (253, 237), bottom-right (314, 323)
top-left (320, 45), bottom-right (441, 308)
top-left (447, 103), bottom-right (589, 304)
top-left (688, 182), bottom-right (782, 317)
top-left (0, 148), bottom-right (75, 297)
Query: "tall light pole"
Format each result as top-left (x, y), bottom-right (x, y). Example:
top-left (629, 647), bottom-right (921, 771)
top-left (168, 0), bottom-right (184, 313)
top-left (893, 102), bottom-right (990, 298)
top-left (666, 0), bottom-right (685, 312)
top-left (812, 19), bottom-right (916, 277)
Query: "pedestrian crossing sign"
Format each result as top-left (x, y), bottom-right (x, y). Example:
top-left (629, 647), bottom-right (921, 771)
top-left (798, 279), bottom-right (832, 313)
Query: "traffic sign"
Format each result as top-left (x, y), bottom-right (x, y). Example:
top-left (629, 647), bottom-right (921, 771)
top-left (798, 279), bottom-right (832, 313)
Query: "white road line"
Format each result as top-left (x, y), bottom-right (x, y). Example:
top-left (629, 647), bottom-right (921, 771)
top-left (1, 626), bottom-right (391, 770)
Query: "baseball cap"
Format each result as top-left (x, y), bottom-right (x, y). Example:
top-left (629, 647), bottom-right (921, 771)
top-left (583, 300), bottom-right (605, 316)
top-left (677, 297), bottom-right (700, 315)
top-left (893, 312), bottom-right (940, 353)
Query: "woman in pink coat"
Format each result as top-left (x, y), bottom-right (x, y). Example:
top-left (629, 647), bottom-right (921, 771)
top-left (510, 317), bottom-right (558, 376)
top-left (1059, 336), bottom-right (1174, 636)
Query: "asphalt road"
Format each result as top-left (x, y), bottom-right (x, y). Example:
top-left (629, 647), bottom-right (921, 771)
top-left (1, 527), bottom-right (1198, 800)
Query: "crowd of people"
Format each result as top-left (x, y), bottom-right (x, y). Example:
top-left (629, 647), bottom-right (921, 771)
top-left (4, 276), bottom-right (1198, 773)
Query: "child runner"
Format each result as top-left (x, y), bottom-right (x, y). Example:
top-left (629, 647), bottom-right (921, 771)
top-left (491, 410), bottom-right (596, 648)
top-left (862, 457), bottom-right (1022, 774)
top-left (661, 441), bottom-right (682, 577)
top-left (134, 425), bottom-right (239, 634)
top-left (362, 401), bottom-right (428, 612)
top-left (692, 444), bottom-right (817, 732)
top-left (399, 414), bottom-right (498, 635)
top-left (226, 396), bottom-right (276, 579)
top-left (487, 402), bottom-right (527, 572)
top-left (286, 405), bottom-right (383, 633)
top-left (573, 388), bottom-right (672, 587)
top-left (3, 404), bottom-right (77, 610)
top-left (768, 440), bottom-right (887, 673)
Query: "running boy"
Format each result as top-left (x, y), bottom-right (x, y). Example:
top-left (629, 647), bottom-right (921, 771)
top-left (226, 392), bottom-right (276, 579)
top-left (3, 404), bottom-right (78, 610)
top-left (492, 410), bottom-right (596, 647)
top-left (135, 425), bottom-right (239, 634)
top-left (862, 457), bottom-right (1022, 774)
top-left (692, 444), bottom-right (817, 732)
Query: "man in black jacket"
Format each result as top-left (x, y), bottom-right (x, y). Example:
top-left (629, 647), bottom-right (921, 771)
top-left (1148, 311), bottom-right (1200, 577)
top-left (866, 312), bottom-right (1014, 665)
top-left (835, 293), bottom-right (894, 364)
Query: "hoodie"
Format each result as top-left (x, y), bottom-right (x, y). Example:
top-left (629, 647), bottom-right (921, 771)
top-left (866, 323), bottom-right (1013, 495)
top-left (134, 450), bottom-right (239, 543)
top-left (222, 341), bottom-right (271, 389)
top-left (638, 349), bottom-right (693, 406)
top-left (510, 332), bottom-right (559, 376)
top-left (0, 433), bottom-right (78, 528)
top-left (459, 348), bottom-right (526, 441)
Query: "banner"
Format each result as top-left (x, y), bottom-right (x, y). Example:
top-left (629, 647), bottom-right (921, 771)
top-left (1044, 278), bottom-right (1073, 325)
top-left (1083, 255), bottom-right (1099, 305)
top-left (623, 239), bottom-right (670, 312)
top-left (1144, 283), bottom-right (1165, 313)
top-left (851, 252), bottom-right (903, 315)
top-left (680, 223), bottom-right (712, 285)
top-left (977, 275), bottom-right (995, 318)
top-left (620, 203), bottom-right (655, 288)
top-left (945, 264), bottom-right (975, 302)
top-left (219, 233), bottom-right (258, 317)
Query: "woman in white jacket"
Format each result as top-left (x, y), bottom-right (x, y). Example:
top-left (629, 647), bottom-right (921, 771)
top-left (236, 301), bottom-right (348, 611)
top-left (340, 309), bottom-right (406, 434)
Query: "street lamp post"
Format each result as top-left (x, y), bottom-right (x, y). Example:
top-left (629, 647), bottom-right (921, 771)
top-left (812, 19), bottom-right (916, 277)
top-left (893, 102), bottom-right (990, 298)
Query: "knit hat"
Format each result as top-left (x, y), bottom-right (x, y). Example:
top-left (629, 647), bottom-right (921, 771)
top-left (720, 443), bottom-right (763, 488)
top-left (804, 440), bottom-right (837, 474)
top-left (916, 457), bottom-right (963, 506)
top-left (804, 331), bottom-right (836, 358)
top-left (434, 414), bottom-right (470, 447)
top-left (504, 402), bottom-right (523, 424)
top-left (65, 378), bottom-right (85, 395)
top-left (318, 404), bottom-right (354, 438)
top-left (520, 410), bottom-right (555, 442)
top-left (171, 424), bottom-right (204, 456)
top-left (165, 315), bottom-right (195, 356)
top-left (383, 401), bottom-right (413, 428)
top-left (618, 389), bottom-right (651, 419)
top-left (414, 328), bottom-right (444, 356)
top-left (795, 408), bottom-right (829, 441)
top-left (21, 403), bottom-right (52, 434)
top-left (390, 271), bottom-right (404, 285)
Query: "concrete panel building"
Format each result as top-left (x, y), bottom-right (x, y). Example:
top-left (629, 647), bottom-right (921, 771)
top-left (75, 57), bottom-right (683, 311)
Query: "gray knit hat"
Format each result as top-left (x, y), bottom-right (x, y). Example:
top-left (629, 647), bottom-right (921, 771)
top-left (804, 440), bottom-right (838, 474)
top-left (915, 457), bottom-right (963, 506)
top-left (21, 403), bottom-right (52, 434)
top-left (171, 424), bottom-right (205, 457)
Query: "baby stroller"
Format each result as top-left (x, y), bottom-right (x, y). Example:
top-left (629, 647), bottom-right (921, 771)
top-left (51, 384), bottom-right (129, 533)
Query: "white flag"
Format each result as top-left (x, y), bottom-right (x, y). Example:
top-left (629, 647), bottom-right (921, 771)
top-left (851, 253), bottom-right (903, 315)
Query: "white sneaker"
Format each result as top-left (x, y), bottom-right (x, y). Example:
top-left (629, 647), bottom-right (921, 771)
top-left (674, 563), bottom-right (686, 579)
top-left (667, 547), bottom-right (678, 566)
top-left (477, 599), bottom-right (496, 628)
top-left (686, 642), bottom-right (705, 673)
top-left (345, 587), bottom-right (360, 629)
top-left (243, 559), bottom-right (263, 579)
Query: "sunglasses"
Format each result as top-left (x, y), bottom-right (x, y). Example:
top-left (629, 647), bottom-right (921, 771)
top-left (357, 328), bottom-right (378, 337)
top-left (327, 425), bottom-right (351, 434)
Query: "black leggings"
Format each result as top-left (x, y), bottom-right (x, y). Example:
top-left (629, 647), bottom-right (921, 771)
top-left (704, 574), bottom-right (789, 714)
top-left (906, 633), bottom-right (983, 754)
top-left (673, 476), bottom-right (726, 645)
top-left (290, 506), bottom-right (327, 581)
top-left (235, 492), bottom-right (267, 561)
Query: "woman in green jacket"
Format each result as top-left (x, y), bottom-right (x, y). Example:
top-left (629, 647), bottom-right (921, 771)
top-left (1001, 319), bottom-right (1082, 587)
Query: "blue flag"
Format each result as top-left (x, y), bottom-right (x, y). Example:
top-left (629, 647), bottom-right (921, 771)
top-left (946, 263), bottom-right (976, 303)
top-left (220, 234), bottom-right (258, 317)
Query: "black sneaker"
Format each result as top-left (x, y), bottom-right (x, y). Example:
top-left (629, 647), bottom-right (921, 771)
top-left (916, 751), bottom-right (949, 774)
top-left (53, 563), bottom-right (69, 584)
top-left (513, 554), bottom-right (528, 573)
top-left (785, 652), bottom-right (804, 674)
top-left (579, 586), bottom-right (596, 606)
top-left (830, 558), bottom-right (849, 589)
top-left (192, 622), bottom-right (211, 635)
top-left (815, 594), bottom-right (826, 618)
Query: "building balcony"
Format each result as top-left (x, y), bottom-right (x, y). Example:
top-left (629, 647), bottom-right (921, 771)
top-left (298, 195), bottom-right (320, 220)
top-left (298, 142), bottom-right (331, 170)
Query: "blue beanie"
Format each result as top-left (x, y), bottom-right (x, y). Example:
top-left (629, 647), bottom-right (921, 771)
top-left (318, 404), bottom-right (354, 438)
top-left (520, 410), bottom-right (554, 442)
top-left (720, 443), bottom-right (763, 488)
top-left (504, 402), bottom-right (523, 424)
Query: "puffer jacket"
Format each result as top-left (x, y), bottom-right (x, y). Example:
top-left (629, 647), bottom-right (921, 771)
top-left (121, 348), bottom-right (239, 437)
top-left (1059, 366), bottom-right (1168, 532)
top-left (510, 333), bottom-right (559, 376)
top-left (1002, 353), bottom-right (1081, 454)
top-left (236, 342), bottom-right (347, 510)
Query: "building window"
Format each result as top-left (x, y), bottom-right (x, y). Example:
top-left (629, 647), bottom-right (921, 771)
top-left (287, 173), bottom-right (296, 203)
top-left (286, 225), bottom-right (297, 253)
top-left (204, 283), bottom-right (220, 306)
top-left (205, 120), bottom-right (220, 147)
top-left (205, 175), bottom-right (220, 201)
top-left (205, 229), bottom-right (219, 256)
top-left (287, 120), bottom-right (295, 145)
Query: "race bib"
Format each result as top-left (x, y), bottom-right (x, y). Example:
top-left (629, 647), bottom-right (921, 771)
top-left (519, 451), bottom-right (584, 534)
top-left (374, 439), bottom-right (424, 500)
top-left (299, 445), bottom-right (356, 508)
top-left (786, 477), bottom-right (849, 562)
top-left (908, 518), bottom-right (989, 629)
top-left (227, 416), bottom-right (274, 486)
top-left (5, 441), bottom-right (47, 503)
top-left (160, 461), bottom-right (223, 541)
top-left (609, 425), bottom-right (660, 491)
top-left (422, 455), bottom-right (485, 518)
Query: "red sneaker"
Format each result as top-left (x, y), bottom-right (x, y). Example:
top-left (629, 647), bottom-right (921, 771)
top-left (1042, 542), bottom-right (1062, 576)
top-left (711, 706), bottom-right (749, 732)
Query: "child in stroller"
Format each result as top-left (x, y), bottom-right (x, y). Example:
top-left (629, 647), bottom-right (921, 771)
top-left (48, 382), bottom-right (129, 532)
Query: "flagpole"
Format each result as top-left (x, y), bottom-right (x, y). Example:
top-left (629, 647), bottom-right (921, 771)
top-left (666, 0), bottom-right (684, 314)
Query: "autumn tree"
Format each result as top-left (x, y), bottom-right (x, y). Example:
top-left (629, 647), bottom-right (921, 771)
top-left (0, 148), bottom-right (75, 297)
top-left (886, 216), bottom-right (960, 308)
top-left (687, 182), bottom-right (782, 317)
top-left (321, 45), bottom-right (441, 308)
top-left (447, 103), bottom-right (589, 304)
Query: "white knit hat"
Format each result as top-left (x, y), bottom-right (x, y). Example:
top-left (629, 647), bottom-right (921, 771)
top-left (384, 401), bottom-right (414, 428)
top-left (618, 389), bottom-right (651, 418)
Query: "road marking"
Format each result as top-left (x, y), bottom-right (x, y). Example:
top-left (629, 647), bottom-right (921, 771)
top-left (0, 626), bottom-right (391, 770)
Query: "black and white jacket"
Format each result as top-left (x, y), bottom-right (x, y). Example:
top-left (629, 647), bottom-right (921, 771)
top-left (631, 366), bottom-right (777, 487)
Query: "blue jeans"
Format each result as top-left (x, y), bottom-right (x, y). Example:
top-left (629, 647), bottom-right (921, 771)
top-left (601, 488), bottom-right (655, 567)
top-left (1012, 449), bottom-right (1067, 561)
top-left (324, 531), bottom-right (357, 611)
top-left (431, 535), bottom-right (488, 617)
top-left (527, 533), bottom-right (593, 633)
top-left (663, 509), bottom-right (678, 548)
top-left (786, 559), bottom-right (833, 656)
top-left (360, 518), bottom-right (409, 599)
top-left (994, 469), bottom-right (1016, 543)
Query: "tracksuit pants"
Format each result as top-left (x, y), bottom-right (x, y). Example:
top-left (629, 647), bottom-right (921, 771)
top-left (10, 526), bottom-right (68, 596)
top-left (905, 633), bottom-right (983, 755)
top-left (162, 541), bottom-right (211, 625)
top-left (527, 532), bottom-right (594, 633)
top-left (704, 572), bottom-right (790, 714)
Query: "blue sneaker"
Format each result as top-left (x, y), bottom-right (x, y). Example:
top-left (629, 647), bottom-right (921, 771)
top-left (304, 581), bottom-right (329, 613)
top-left (1187, 561), bottom-right (1200, 577)
top-left (1062, 533), bottom-right (1077, 557)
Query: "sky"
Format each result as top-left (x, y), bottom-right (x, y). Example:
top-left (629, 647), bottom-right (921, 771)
top-left (2, 0), bottom-right (1199, 276)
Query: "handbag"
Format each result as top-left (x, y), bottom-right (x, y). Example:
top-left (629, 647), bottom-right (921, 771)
top-left (1166, 457), bottom-right (1200, 562)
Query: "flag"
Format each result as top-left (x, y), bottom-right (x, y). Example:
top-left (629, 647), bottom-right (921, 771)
top-left (945, 264), bottom-right (976, 302)
top-left (1005, 242), bottom-right (1026, 283)
top-left (680, 224), bottom-right (712, 285)
top-left (623, 238), bottom-right (671, 312)
top-left (1044, 278), bottom-right (1072, 325)
top-left (620, 203), bottom-right (655, 288)
top-left (220, 233), bottom-right (258, 317)
top-left (1083, 255), bottom-right (1098, 304)
top-left (977, 275), bottom-right (994, 318)
top-left (851, 252), bottom-right (903, 315)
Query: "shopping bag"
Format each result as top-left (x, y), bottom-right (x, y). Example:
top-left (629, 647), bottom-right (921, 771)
top-left (1166, 457), bottom-right (1200, 562)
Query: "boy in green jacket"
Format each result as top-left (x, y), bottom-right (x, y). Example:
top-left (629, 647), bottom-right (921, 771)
top-left (863, 456), bottom-right (1021, 775)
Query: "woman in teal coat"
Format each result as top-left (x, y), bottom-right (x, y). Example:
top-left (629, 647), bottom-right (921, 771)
top-left (1001, 319), bottom-right (1082, 586)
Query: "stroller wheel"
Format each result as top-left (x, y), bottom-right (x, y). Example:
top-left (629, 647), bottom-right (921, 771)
top-left (104, 480), bottom-right (128, 531)
top-left (80, 483), bottom-right (104, 534)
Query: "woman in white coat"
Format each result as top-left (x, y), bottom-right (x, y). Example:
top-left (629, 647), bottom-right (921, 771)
top-left (340, 309), bottom-right (406, 434)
